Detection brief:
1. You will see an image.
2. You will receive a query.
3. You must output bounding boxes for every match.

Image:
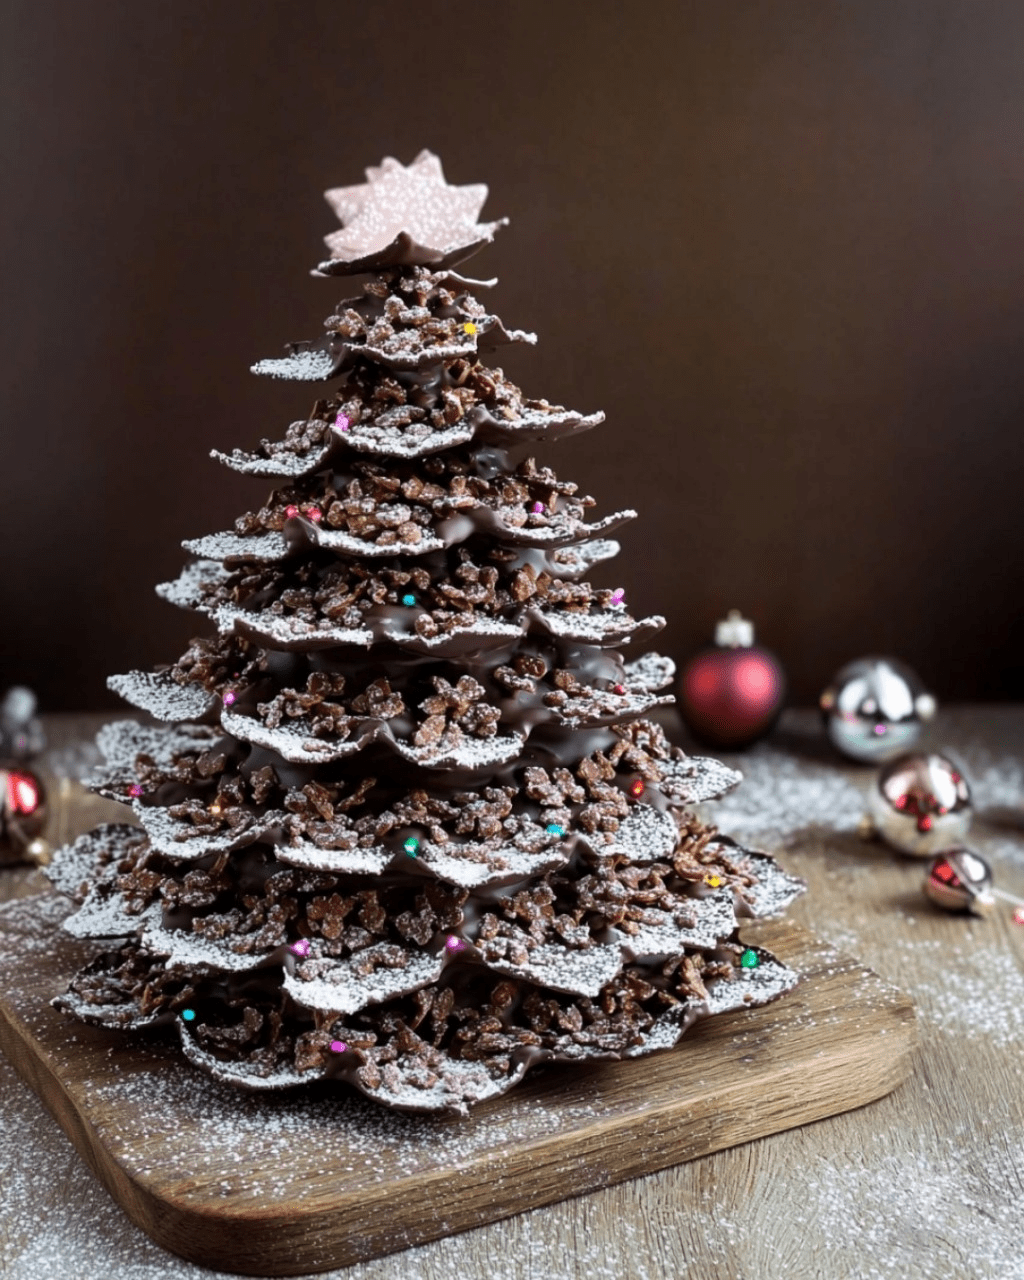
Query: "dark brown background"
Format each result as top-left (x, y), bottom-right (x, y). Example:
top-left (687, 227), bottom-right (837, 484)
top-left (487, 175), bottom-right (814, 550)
top-left (3, 0), bottom-right (1023, 711)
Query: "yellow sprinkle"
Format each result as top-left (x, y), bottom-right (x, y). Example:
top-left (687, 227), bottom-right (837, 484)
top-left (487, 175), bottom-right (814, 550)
top-left (704, 873), bottom-right (722, 888)
top-left (209, 802), bottom-right (223, 816)
top-left (463, 322), bottom-right (478, 335)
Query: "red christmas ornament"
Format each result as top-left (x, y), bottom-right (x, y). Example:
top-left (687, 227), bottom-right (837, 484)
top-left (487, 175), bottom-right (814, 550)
top-left (678, 610), bottom-right (786, 749)
top-left (0, 764), bottom-right (47, 865)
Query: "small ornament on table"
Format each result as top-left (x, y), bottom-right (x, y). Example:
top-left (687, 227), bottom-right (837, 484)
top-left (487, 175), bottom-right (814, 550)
top-left (678, 610), bottom-right (786, 749)
top-left (924, 849), bottom-right (996, 916)
top-left (0, 764), bottom-right (48, 865)
top-left (820, 657), bottom-right (936, 763)
top-left (0, 685), bottom-right (49, 866)
top-left (0, 685), bottom-right (46, 762)
top-left (923, 849), bottom-right (1024, 919)
top-left (862, 751), bottom-right (971, 857)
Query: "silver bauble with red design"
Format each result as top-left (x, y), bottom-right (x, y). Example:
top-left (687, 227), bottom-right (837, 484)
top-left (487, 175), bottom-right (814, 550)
top-left (923, 849), bottom-right (995, 916)
top-left (865, 751), bottom-right (971, 857)
top-left (820, 657), bottom-right (936, 763)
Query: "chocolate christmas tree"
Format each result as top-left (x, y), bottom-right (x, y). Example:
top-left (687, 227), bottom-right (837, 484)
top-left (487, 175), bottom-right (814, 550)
top-left (48, 152), bottom-right (803, 1113)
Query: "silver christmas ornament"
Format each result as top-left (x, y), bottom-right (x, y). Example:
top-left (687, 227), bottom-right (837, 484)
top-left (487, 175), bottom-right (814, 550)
top-left (865, 751), bottom-right (971, 857)
top-left (0, 684), bottom-right (46, 760)
top-left (924, 849), bottom-right (995, 916)
top-left (820, 657), bottom-right (936, 763)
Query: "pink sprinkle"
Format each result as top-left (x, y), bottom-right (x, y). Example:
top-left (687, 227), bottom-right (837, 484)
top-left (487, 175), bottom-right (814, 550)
top-left (445, 936), bottom-right (465, 951)
top-left (285, 504), bottom-right (299, 518)
top-left (330, 1040), bottom-right (347, 1053)
top-left (334, 413), bottom-right (350, 432)
top-left (290, 939), bottom-right (311, 957)
top-left (610, 589), bottom-right (625, 605)
top-left (1015, 908), bottom-right (1024, 926)
top-left (306, 505), bottom-right (323, 523)
top-left (531, 502), bottom-right (545, 514)
top-left (222, 690), bottom-right (237, 707)
top-left (128, 784), bottom-right (143, 797)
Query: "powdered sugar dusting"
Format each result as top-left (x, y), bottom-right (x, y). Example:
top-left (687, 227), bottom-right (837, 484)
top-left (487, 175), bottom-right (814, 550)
top-left (339, 419), bottom-right (474, 458)
top-left (482, 940), bottom-right (623, 998)
top-left (155, 558), bottom-right (228, 610)
top-left (181, 530), bottom-right (288, 564)
top-left (533, 607), bottom-right (664, 645)
top-left (107, 670), bottom-right (213, 722)
top-left (211, 440), bottom-right (334, 478)
top-left (550, 537), bottom-right (620, 578)
top-left (309, 524), bottom-right (446, 556)
top-left (707, 745), bottom-right (864, 842)
top-left (624, 651), bottom-right (676, 691)
top-left (284, 944), bottom-right (445, 1016)
top-left (250, 348), bottom-right (336, 381)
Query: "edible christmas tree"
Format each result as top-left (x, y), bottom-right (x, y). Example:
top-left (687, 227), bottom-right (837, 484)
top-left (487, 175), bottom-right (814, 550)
top-left (48, 152), bottom-right (803, 1113)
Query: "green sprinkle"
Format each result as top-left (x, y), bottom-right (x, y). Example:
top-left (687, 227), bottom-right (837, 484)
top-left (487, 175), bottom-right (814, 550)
top-left (404, 837), bottom-right (419, 857)
top-left (740, 948), bottom-right (759, 970)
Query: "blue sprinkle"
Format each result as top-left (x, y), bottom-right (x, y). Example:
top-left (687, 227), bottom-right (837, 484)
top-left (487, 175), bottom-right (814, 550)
top-left (181, 1009), bottom-right (196, 1022)
top-left (546, 824), bottom-right (565, 837)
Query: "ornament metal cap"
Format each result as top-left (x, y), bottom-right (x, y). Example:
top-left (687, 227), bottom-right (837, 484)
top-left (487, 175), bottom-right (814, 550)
top-left (714, 609), bottom-right (754, 648)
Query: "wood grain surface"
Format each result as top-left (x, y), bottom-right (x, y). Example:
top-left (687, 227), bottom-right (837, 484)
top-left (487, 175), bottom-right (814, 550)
top-left (1, 707), bottom-right (1021, 1280)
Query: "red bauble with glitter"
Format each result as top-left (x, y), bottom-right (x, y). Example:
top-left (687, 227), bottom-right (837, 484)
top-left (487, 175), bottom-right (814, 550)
top-left (679, 610), bottom-right (786, 749)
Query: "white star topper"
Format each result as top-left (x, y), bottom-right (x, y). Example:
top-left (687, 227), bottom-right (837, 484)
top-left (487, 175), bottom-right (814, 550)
top-left (318, 150), bottom-right (507, 273)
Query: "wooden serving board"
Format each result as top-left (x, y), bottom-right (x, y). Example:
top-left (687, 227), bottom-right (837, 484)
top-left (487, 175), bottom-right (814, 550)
top-left (0, 893), bottom-right (916, 1277)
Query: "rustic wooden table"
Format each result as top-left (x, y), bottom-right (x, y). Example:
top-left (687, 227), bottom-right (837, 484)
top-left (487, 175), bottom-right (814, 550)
top-left (2, 707), bottom-right (1023, 1280)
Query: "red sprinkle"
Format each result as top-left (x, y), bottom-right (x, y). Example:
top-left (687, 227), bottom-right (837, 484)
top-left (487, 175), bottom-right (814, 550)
top-left (613, 684), bottom-right (626, 695)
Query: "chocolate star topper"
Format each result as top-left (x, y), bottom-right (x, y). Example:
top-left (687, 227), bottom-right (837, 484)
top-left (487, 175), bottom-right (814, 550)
top-left (314, 149), bottom-right (508, 276)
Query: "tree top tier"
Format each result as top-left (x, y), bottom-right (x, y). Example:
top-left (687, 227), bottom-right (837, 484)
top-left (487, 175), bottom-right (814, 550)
top-left (254, 267), bottom-right (534, 382)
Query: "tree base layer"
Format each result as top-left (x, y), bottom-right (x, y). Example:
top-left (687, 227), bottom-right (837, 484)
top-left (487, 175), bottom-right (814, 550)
top-left (0, 893), bottom-right (916, 1276)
